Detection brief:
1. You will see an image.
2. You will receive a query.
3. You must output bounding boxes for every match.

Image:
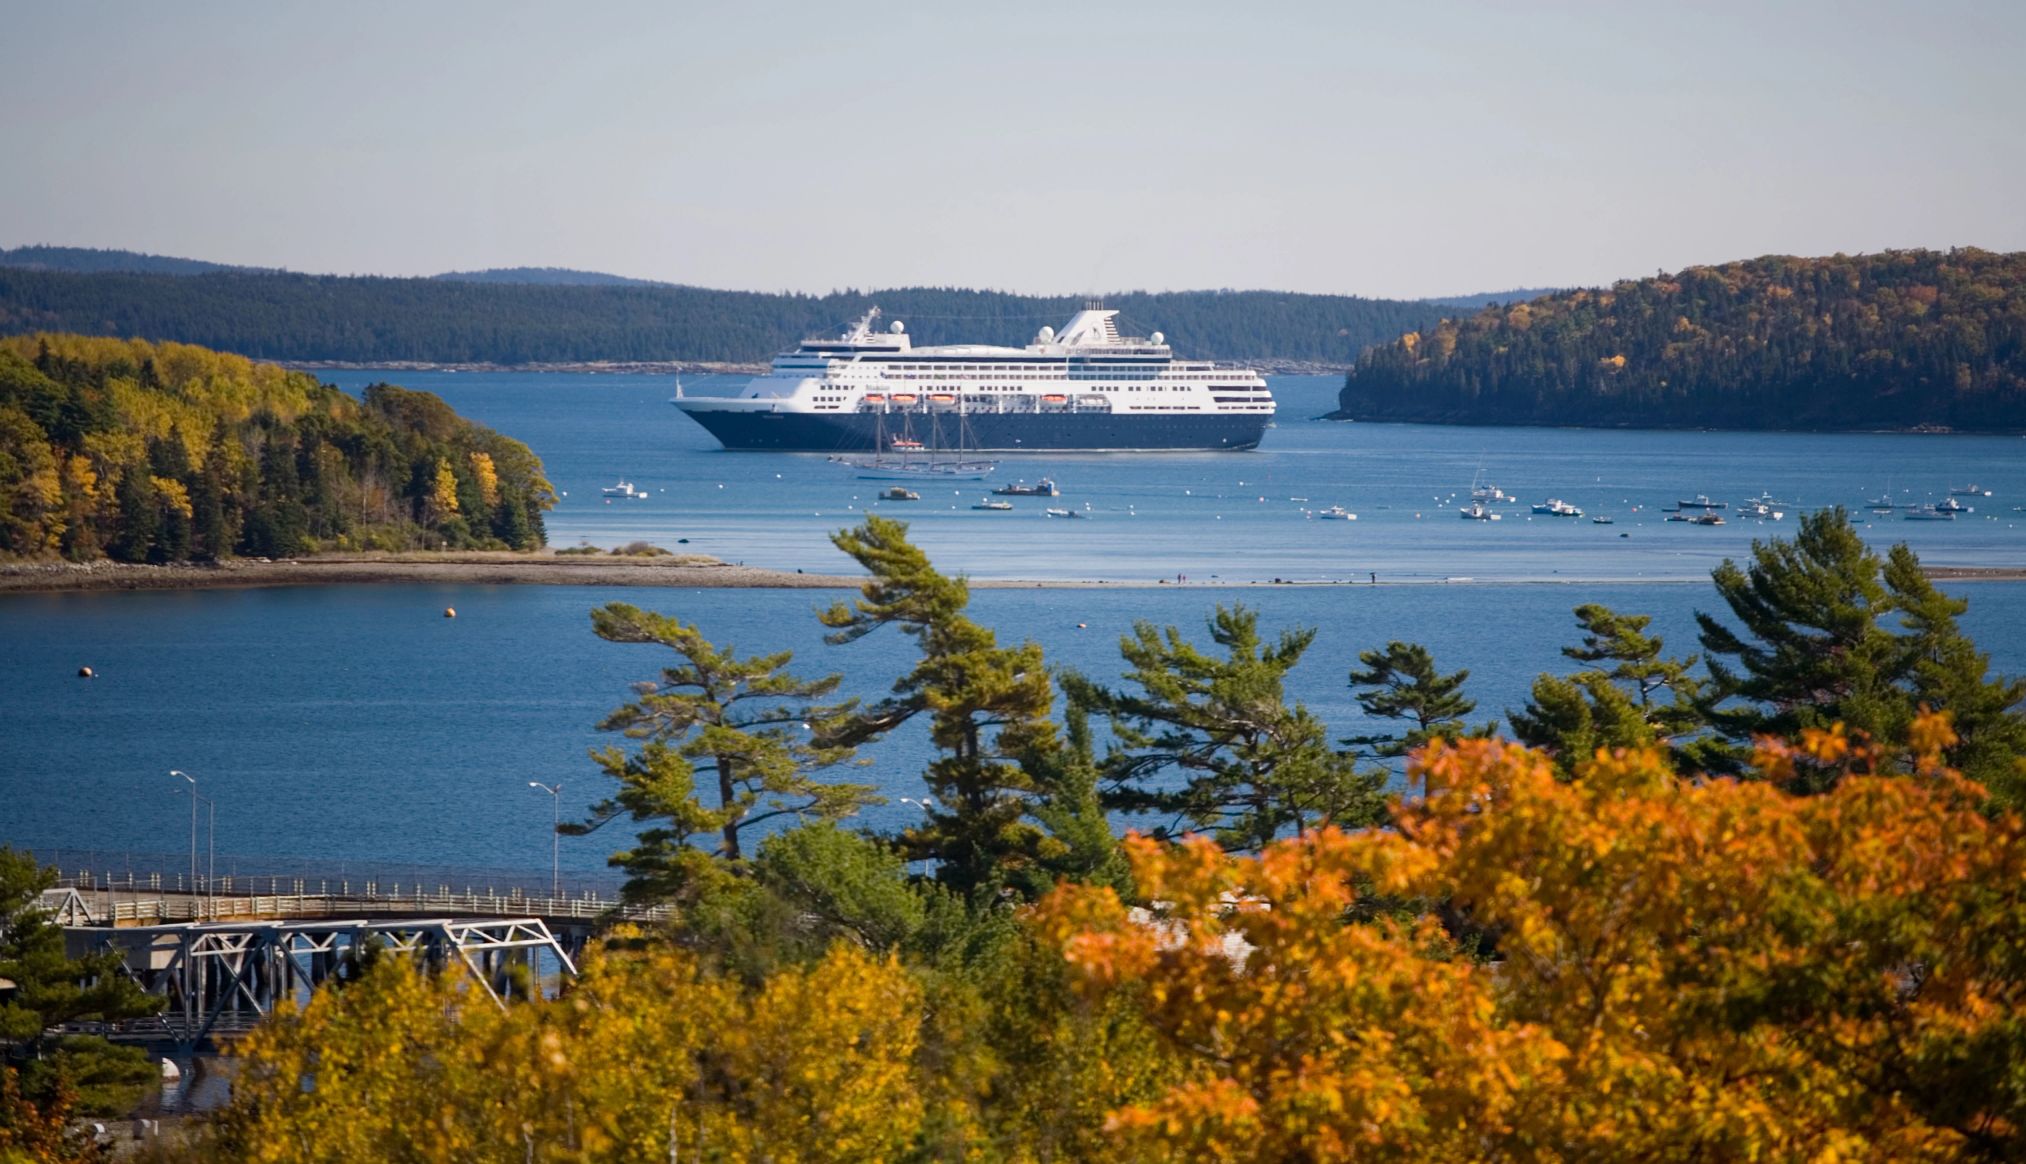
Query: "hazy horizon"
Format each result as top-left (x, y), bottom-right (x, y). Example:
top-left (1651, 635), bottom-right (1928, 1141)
top-left (4, 0), bottom-right (2022, 300)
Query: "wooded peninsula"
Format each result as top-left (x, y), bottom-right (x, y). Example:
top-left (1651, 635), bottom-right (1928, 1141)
top-left (0, 268), bottom-right (1445, 366)
top-left (0, 335), bottom-right (553, 562)
top-left (1337, 248), bottom-right (2026, 431)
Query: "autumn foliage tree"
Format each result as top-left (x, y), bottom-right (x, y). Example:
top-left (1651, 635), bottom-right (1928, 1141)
top-left (220, 941), bottom-right (927, 1164)
top-left (1037, 715), bottom-right (2026, 1161)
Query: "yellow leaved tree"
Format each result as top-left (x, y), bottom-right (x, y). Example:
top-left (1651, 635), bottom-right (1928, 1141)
top-left (220, 940), bottom-right (923, 1163)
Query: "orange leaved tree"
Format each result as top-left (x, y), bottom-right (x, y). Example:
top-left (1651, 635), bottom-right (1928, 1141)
top-left (1036, 717), bottom-right (2026, 1161)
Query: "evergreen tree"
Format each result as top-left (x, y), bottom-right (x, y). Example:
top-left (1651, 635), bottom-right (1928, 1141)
top-left (1882, 544), bottom-right (2026, 804)
top-left (104, 467), bottom-right (157, 562)
top-left (1511, 604), bottom-right (1705, 775)
top-left (820, 516), bottom-right (1060, 896)
top-left (1, 848), bottom-right (162, 1118)
top-left (246, 434), bottom-right (309, 557)
top-left (1012, 701), bottom-right (1131, 897)
top-left (1696, 508), bottom-right (1911, 788)
top-left (563, 603), bottom-right (874, 905)
top-left (1695, 508), bottom-right (2026, 800)
top-left (190, 459), bottom-right (231, 560)
top-left (1343, 641), bottom-right (1479, 765)
top-left (1066, 605), bottom-right (1385, 852)
top-left (495, 493), bottom-right (535, 550)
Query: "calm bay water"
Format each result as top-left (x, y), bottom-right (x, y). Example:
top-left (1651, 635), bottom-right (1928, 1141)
top-left (8, 580), bottom-right (2026, 880)
top-left (6, 369), bottom-right (2026, 879)
top-left (316, 370), bottom-right (2026, 583)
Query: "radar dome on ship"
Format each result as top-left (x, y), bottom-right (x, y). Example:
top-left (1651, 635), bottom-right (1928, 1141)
top-left (890, 321), bottom-right (905, 333)
top-left (1150, 331), bottom-right (1165, 344)
top-left (1037, 326), bottom-right (1055, 341)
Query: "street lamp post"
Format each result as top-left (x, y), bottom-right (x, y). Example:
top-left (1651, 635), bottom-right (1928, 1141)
top-left (170, 770), bottom-right (197, 905)
top-left (202, 794), bottom-right (215, 920)
top-left (171, 771), bottom-right (219, 920)
top-left (529, 782), bottom-right (562, 900)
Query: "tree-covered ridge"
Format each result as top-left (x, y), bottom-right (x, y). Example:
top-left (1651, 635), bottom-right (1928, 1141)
top-left (1339, 248), bottom-right (2026, 430)
top-left (0, 334), bottom-right (552, 561)
top-left (0, 244), bottom-right (261, 276)
top-left (431, 266), bottom-right (670, 287)
top-left (0, 269), bottom-right (1448, 365)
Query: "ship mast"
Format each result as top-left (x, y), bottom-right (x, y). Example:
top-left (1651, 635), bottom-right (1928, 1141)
top-left (843, 307), bottom-right (882, 342)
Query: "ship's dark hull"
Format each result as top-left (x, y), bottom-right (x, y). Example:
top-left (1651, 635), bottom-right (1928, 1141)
top-left (677, 407), bottom-right (1269, 452)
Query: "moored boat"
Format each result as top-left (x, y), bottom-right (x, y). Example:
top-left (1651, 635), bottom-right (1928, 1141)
top-left (1459, 501), bottom-right (1501, 521)
top-left (994, 478), bottom-right (1060, 497)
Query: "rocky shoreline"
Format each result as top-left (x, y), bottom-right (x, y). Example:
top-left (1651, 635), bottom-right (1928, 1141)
top-left (6, 553), bottom-right (2023, 595)
top-left (0, 552), bottom-right (862, 593)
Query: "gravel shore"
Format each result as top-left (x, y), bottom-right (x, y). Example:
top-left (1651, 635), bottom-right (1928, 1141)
top-left (5, 554), bottom-right (2018, 595)
top-left (0, 552), bottom-right (862, 593)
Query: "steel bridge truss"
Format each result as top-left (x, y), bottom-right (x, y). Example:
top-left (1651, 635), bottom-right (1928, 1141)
top-left (71, 917), bottom-right (576, 1047)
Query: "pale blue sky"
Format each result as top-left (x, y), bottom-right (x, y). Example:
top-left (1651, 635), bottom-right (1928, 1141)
top-left (3, 0), bottom-right (2022, 297)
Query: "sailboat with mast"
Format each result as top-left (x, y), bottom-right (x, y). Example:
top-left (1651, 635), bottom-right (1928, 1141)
top-left (834, 406), bottom-right (998, 481)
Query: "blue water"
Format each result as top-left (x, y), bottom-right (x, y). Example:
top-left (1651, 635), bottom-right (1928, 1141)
top-left (7, 369), bottom-right (2026, 882)
top-left (9, 580), bottom-right (2026, 882)
top-left (317, 370), bottom-right (2026, 583)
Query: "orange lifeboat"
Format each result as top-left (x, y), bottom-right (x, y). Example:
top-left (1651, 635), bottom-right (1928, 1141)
top-left (1042, 394), bottom-right (1067, 404)
top-left (928, 393), bottom-right (956, 404)
top-left (863, 392), bottom-right (887, 403)
top-left (891, 393), bottom-right (919, 404)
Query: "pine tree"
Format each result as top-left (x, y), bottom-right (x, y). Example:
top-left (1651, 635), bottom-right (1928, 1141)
top-left (1343, 641), bottom-right (1479, 764)
top-left (563, 603), bottom-right (874, 905)
top-left (1, 848), bottom-right (162, 1118)
top-left (1511, 604), bottom-right (1704, 775)
top-left (191, 461), bottom-right (231, 560)
top-left (1696, 508), bottom-right (1912, 787)
top-left (820, 516), bottom-right (1060, 895)
top-left (104, 468), bottom-right (157, 563)
top-left (494, 493), bottom-right (535, 550)
top-left (1882, 544), bottom-right (2026, 805)
top-left (1066, 605), bottom-right (1385, 852)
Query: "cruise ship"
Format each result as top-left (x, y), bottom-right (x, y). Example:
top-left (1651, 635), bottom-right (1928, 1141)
top-left (672, 306), bottom-right (1276, 452)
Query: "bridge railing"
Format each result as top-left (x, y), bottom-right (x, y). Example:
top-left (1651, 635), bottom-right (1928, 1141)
top-left (46, 877), bottom-right (670, 926)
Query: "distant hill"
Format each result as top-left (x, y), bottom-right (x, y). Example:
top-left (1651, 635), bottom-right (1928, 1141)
top-left (1338, 249), bottom-right (2026, 431)
top-left (431, 266), bottom-right (668, 287)
top-left (1421, 288), bottom-right (1566, 310)
top-left (0, 245), bottom-right (265, 276)
top-left (0, 270), bottom-right (1449, 365)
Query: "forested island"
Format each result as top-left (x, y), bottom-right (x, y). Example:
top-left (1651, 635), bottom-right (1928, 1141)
top-left (1337, 248), bottom-right (2026, 431)
top-left (0, 334), bottom-right (552, 562)
top-left (0, 265), bottom-right (1445, 366)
